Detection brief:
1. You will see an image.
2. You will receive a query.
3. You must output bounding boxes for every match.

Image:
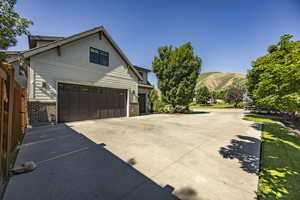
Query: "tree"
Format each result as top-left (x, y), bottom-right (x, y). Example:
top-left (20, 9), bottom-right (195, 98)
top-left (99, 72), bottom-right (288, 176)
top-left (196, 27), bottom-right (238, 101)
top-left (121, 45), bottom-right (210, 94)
top-left (195, 86), bottom-right (211, 104)
top-left (247, 34), bottom-right (300, 114)
top-left (0, 0), bottom-right (33, 61)
top-left (210, 90), bottom-right (218, 104)
top-left (152, 42), bottom-right (201, 110)
top-left (225, 87), bottom-right (244, 107)
top-left (219, 90), bottom-right (227, 100)
top-left (148, 88), bottom-right (164, 112)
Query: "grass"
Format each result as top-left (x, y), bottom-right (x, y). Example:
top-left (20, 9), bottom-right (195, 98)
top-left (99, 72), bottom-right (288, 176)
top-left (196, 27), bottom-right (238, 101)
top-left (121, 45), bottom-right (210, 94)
top-left (243, 114), bottom-right (300, 200)
top-left (190, 103), bottom-right (234, 109)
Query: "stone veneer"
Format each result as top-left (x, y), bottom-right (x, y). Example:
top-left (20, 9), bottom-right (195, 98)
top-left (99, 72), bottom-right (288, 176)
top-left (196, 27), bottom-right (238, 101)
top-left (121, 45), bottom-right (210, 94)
top-left (28, 101), bottom-right (56, 125)
top-left (28, 101), bottom-right (140, 125)
top-left (129, 103), bottom-right (139, 117)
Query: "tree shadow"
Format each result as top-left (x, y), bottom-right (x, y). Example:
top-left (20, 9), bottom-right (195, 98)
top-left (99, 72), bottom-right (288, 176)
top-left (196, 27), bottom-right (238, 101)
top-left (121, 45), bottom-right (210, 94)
top-left (257, 122), bottom-right (300, 199)
top-left (249, 123), bottom-right (262, 131)
top-left (184, 111), bottom-right (210, 115)
top-left (219, 135), bottom-right (260, 174)
top-left (174, 187), bottom-right (202, 200)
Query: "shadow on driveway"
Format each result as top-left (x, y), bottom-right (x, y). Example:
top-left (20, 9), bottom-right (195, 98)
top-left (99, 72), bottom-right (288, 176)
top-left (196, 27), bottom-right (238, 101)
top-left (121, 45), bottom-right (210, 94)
top-left (4, 124), bottom-right (179, 200)
top-left (219, 135), bottom-right (261, 174)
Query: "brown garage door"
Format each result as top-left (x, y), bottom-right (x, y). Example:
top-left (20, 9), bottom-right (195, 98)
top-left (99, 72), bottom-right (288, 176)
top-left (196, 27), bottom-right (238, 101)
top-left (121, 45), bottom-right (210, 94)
top-left (58, 83), bottom-right (127, 122)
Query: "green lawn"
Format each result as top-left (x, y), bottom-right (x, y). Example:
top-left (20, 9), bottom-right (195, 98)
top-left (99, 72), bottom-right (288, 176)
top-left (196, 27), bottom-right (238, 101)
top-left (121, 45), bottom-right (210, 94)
top-left (243, 114), bottom-right (300, 200)
top-left (190, 103), bottom-right (234, 109)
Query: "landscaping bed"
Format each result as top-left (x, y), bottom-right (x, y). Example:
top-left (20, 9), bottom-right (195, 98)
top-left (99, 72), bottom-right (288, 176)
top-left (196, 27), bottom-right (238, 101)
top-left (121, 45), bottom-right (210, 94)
top-left (190, 103), bottom-right (235, 109)
top-left (243, 114), bottom-right (300, 200)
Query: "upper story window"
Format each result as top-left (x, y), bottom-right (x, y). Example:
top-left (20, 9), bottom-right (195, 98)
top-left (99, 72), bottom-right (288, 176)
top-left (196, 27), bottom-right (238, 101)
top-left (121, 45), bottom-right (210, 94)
top-left (89, 47), bottom-right (109, 66)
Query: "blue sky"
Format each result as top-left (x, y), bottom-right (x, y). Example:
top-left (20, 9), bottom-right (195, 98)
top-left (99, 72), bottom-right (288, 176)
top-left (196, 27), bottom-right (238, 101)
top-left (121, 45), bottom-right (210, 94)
top-left (9, 0), bottom-right (300, 85)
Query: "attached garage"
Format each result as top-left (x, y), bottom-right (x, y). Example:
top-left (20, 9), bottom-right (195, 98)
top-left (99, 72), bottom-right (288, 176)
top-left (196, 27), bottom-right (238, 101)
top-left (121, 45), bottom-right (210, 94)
top-left (17, 26), bottom-right (152, 125)
top-left (57, 83), bottom-right (127, 122)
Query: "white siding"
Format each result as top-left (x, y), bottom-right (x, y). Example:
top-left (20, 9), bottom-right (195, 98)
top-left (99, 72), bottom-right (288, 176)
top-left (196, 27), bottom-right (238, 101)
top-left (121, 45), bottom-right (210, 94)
top-left (138, 87), bottom-right (150, 94)
top-left (11, 62), bottom-right (27, 88)
top-left (137, 70), bottom-right (148, 84)
top-left (29, 33), bottom-right (139, 103)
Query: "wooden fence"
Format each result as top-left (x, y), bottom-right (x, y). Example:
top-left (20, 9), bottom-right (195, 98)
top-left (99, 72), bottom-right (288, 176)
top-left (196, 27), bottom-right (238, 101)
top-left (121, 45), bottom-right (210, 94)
top-left (0, 62), bottom-right (27, 190)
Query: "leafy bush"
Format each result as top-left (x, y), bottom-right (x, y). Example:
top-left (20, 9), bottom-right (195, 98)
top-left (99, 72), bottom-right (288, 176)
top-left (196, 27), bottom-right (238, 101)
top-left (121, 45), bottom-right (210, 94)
top-left (148, 89), bottom-right (166, 112)
top-left (235, 102), bottom-right (245, 108)
top-left (225, 87), bottom-right (244, 106)
top-left (195, 86), bottom-right (211, 104)
top-left (148, 89), bottom-right (191, 113)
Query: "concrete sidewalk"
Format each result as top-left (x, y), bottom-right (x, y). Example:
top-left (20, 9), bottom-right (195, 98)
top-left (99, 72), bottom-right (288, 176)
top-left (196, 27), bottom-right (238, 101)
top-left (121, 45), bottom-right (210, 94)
top-left (4, 124), bottom-right (178, 200)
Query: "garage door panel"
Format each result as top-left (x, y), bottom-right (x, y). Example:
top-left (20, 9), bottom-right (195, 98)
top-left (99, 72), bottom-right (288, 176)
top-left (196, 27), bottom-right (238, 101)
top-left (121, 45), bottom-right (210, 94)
top-left (60, 91), bottom-right (70, 122)
top-left (96, 89), bottom-right (103, 119)
top-left (79, 87), bottom-right (89, 120)
top-left (70, 90), bottom-right (80, 121)
top-left (88, 89), bottom-right (98, 119)
top-left (58, 83), bottom-right (127, 122)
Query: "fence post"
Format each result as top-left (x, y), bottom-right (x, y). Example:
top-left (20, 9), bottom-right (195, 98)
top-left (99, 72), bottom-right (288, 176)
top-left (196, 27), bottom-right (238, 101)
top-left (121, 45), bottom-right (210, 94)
top-left (4, 65), bottom-right (15, 178)
top-left (0, 73), bottom-right (5, 186)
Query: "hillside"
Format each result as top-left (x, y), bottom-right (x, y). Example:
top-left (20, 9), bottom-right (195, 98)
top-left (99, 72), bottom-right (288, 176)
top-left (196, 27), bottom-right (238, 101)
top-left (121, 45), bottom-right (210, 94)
top-left (196, 72), bottom-right (246, 91)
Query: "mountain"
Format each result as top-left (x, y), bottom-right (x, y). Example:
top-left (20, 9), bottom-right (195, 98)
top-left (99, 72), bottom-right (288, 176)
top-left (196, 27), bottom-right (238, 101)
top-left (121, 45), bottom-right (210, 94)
top-left (196, 72), bottom-right (246, 91)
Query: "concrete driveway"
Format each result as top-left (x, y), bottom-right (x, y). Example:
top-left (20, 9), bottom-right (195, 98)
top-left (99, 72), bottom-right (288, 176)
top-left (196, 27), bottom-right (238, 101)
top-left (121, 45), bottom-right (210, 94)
top-left (68, 109), bottom-right (261, 200)
top-left (4, 109), bottom-right (260, 200)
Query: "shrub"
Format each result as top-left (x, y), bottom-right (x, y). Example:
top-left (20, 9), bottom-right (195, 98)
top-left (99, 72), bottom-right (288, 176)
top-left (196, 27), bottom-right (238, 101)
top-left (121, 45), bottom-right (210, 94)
top-left (148, 89), bottom-right (166, 112)
top-left (235, 102), bottom-right (245, 108)
top-left (195, 86), bottom-right (211, 104)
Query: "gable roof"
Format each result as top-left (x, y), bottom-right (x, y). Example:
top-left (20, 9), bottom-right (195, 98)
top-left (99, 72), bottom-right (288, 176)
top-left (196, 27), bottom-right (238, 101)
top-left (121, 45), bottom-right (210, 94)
top-left (10, 26), bottom-right (143, 80)
top-left (133, 65), bottom-right (151, 72)
top-left (28, 35), bottom-right (64, 49)
top-left (3, 51), bottom-right (21, 55)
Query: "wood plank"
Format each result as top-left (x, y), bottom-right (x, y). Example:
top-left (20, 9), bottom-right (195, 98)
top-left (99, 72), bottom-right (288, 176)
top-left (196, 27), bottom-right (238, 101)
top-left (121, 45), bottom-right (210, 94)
top-left (99, 31), bottom-right (102, 40)
top-left (0, 68), bottom-right (7, 80)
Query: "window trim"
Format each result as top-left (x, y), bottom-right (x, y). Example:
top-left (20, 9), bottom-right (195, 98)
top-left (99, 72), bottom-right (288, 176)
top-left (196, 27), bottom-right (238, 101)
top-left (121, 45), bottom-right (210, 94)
top-left (89, 47), bottom-right (109, 67)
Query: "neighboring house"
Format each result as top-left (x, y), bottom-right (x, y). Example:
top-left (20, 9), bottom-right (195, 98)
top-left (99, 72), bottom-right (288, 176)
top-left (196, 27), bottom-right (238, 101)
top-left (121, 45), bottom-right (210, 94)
top-left (6, 26), bottom-right (153, 125)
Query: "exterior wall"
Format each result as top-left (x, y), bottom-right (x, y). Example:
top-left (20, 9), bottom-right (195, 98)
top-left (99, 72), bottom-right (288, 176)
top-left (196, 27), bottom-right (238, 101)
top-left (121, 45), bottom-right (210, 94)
top-left (129, 103), bottom-right (139, 116)
top-left (11, 62), bottom-right (27, 88)
top-left (28, 101), bottom-right (56, 125)
top-left (138, 87), bottom-right (151, 113)
top-left (26, 32), bottom-right (141, 123)
top-left (28, 33), bottom-right (139, 104)
top-left (137, 70), bottom-right (148, 84)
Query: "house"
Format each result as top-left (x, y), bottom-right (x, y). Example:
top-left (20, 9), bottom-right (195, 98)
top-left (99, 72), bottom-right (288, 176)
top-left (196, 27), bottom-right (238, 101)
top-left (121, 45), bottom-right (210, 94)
top-left (6, 26), bottom-right (153, 124)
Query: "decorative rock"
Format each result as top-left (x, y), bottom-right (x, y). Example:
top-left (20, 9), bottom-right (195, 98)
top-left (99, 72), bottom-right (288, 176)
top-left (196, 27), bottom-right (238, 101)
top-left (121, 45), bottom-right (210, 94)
top-left (10, 161), bottom-right (36, 175)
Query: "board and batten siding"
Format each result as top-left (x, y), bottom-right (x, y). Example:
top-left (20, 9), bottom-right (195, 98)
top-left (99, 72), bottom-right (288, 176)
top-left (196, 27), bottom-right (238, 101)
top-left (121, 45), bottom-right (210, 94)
top-left (28, 33), bottom-right (139, 103)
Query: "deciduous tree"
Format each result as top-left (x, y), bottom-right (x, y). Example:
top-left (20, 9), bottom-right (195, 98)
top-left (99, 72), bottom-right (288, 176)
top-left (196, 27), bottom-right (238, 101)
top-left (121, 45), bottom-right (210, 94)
top-left (195, 86), bottom-right (211, 104)
top-left (225, 87), bottom-right (244, 107)
top-left (152, 42), bottom-right (201, 110)
top-left (0, 0), bottom-right (33, 61)
top-left (247, 34), bottom-right (300, 113)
